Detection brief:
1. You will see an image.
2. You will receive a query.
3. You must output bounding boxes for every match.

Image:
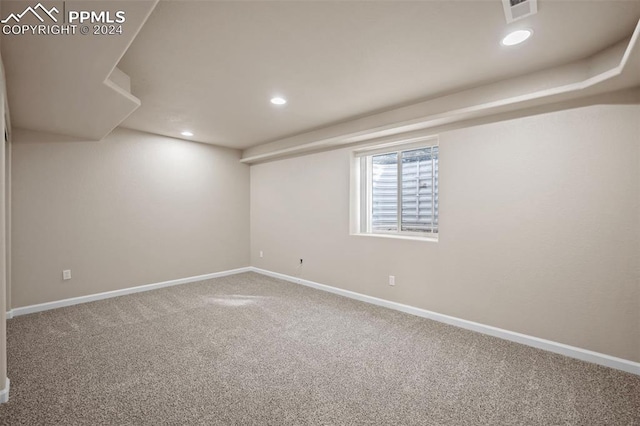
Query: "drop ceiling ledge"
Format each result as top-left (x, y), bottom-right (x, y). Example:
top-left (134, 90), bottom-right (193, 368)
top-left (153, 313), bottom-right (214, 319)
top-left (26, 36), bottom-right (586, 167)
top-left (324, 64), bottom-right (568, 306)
top-left (241, 19), bottom-right (640, 164)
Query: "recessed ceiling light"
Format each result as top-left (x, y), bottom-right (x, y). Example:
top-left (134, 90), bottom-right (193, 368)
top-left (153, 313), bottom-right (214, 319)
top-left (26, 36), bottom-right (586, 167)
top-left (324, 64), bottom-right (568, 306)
top-left (270, 97), bottom-right (287, 105)
top-left (501, 29), bottom-right (532, 46)
top-left (181, 131), bottom-right (194, 137)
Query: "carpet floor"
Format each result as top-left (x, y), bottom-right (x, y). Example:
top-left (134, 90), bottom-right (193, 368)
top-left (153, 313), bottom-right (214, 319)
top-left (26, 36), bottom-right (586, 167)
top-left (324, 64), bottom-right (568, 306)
top-left (0, 272), bottom-right (638, 425)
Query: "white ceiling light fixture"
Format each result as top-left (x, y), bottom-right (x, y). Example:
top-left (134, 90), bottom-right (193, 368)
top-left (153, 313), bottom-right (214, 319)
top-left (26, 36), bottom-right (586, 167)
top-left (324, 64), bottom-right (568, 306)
top-left (181, 131), bottom-right (194, 137)
top-left (270, 97), bottom-right (287, 105)
top-left (501, 29), bottom-right (533, 46)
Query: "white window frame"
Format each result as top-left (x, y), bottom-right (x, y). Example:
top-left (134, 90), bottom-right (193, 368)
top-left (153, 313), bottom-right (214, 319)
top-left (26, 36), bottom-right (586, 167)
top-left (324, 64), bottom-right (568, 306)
top-left (350, 135), bottom-right (439, 242)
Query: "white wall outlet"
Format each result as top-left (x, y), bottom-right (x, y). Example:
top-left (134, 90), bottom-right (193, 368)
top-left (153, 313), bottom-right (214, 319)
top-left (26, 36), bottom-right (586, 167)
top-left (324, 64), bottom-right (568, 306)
top-left (63, 270), bottom-right (72, 280)
top-left (389, 275), bottom-right (395, 286)
top-left (259, 251), bottom-right (264, 258)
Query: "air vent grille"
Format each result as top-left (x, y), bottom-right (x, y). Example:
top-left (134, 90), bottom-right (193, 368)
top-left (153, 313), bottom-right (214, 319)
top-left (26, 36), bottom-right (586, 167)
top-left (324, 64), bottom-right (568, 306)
top-left (502, 0), bottom-right (537, 23)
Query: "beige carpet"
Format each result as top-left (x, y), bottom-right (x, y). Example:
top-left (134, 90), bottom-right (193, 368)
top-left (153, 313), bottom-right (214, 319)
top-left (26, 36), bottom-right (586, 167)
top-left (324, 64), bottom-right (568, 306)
top-left (0, 272), bottom-right (638, 425)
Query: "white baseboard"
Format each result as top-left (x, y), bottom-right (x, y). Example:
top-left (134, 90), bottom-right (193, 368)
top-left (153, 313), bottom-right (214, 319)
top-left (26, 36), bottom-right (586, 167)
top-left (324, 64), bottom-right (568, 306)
top-left (12, 267), bottom-right (252, 317)
top-left (8, 265), bottom-right (639, 376)
top-left (0, 378), bottom-right (9, 404)
top-left (249, 267), bottom-right (640, 376)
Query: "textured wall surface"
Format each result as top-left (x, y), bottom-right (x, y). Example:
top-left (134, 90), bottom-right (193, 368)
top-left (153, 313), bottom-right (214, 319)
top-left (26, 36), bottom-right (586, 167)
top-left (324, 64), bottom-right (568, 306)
top-left (251, 104), bottom-right (640, 362)
top-left (12, 127), bottom-right (250, 307)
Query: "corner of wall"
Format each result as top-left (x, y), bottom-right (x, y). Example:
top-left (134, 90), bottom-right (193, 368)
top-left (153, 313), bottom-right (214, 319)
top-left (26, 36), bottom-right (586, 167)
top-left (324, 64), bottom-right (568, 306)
top-left (0, 378), bottom-right (9, 403)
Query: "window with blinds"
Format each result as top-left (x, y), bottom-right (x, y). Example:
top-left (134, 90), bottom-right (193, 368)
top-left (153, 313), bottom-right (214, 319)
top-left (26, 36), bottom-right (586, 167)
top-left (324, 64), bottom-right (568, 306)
top-left (357, 140), bottom-right (438, 239)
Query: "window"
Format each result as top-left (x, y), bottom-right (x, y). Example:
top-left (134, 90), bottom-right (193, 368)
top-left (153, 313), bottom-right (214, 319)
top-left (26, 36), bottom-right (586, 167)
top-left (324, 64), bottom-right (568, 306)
top-left (352, 138), bottom-right (439, 240)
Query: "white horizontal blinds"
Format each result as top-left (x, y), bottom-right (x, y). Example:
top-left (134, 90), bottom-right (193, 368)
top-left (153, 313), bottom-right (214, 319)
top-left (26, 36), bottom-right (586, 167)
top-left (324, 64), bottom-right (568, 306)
top-left (368, 144), bottom-right (439, 235)
top-left (371, 152), bottom-right (398, 232)
top-left (400, 146), bottom-right (438, 234)
top-left (434, 146), bottom-right (439, 231)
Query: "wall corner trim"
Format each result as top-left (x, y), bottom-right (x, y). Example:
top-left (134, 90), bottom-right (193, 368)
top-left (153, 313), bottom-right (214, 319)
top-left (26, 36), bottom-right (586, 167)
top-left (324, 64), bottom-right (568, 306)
top-left (11, 267), bottom-right (252, 317)
top-left (0, 378), bottom-right (9, 404)
top-left (248, 267), bottom-right (640, 376)
top-left (5, 310), bottom-right (13, 320)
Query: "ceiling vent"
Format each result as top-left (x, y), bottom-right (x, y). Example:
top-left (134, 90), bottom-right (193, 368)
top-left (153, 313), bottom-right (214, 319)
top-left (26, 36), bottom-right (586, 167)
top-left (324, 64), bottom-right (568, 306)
top-left (502, 0), bottom-right (537, 23)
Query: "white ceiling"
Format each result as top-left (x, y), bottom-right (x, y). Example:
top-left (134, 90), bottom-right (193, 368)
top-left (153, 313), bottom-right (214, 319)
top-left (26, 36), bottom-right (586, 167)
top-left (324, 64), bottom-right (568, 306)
top-left (1, 1), bottom-right (638, 150)
top-left (1, 0), bottom-right (158, 140)
top-left (117, 0), bottom-right (640, 149)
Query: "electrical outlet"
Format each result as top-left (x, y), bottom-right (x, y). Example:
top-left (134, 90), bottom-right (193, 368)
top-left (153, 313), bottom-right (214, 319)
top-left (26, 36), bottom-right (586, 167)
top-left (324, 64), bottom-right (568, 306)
top-left (259, 251), bottom-right (264, 258)
top-left (389, 275), bottom-right (395, 286)
top-left (63, 270), bottom-right (72, 280)
top-left (299, 259), bottom-right (303, 266)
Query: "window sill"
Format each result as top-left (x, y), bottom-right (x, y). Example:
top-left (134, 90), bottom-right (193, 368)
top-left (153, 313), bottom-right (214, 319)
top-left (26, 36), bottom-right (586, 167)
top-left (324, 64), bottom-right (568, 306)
top-left (350, 232), bottom-right (438, 243)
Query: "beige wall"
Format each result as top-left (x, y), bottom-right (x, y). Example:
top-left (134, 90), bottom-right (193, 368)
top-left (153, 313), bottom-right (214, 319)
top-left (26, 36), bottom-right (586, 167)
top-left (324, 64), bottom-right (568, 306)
top-left (251, 103), bottom-right (640, 362)
top-left (0, 51), bottom-right (7, 395)
top-left (12, 127), bottom-right (250, 307)
top-left (4, 134), bottom-right (9, 313)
